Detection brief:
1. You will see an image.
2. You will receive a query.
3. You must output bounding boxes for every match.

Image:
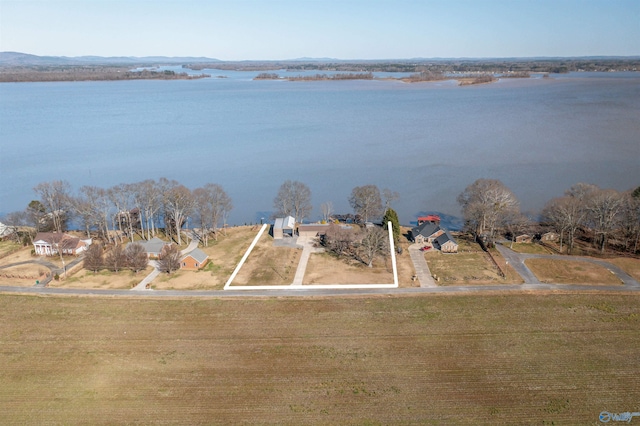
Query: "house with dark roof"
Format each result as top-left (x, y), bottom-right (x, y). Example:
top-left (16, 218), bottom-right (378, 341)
top-left (180, 248), bottom-right (209, 270)
top-left (410, 222), bottom-right (458, 253)
top-left (434, 231), bottom-right (459, 253)
top-left (33, 232), bottom-right (92, 256)
top-left (410, 222), bottom-right (442, 245)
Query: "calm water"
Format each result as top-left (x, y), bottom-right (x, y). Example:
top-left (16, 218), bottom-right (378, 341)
top-left (1, 71), bottom-right (639, 227)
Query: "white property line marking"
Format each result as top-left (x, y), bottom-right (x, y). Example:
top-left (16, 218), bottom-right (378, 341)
top-left (224, 222), bottom-right (399, 291)
top-left (223, 223), bottom-right (268, 290)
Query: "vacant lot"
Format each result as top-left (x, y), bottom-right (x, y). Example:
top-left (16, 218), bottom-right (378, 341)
top-left (303, 251), bottom-right (395, 285)
top-left (1, 293), bottom-right (638, 424)
top-left (526, 258), bottom-right (623, 285)
top-left (228, 228), bottom-right (302, 286)
top-left (426, 235), bottom-right (523, 285)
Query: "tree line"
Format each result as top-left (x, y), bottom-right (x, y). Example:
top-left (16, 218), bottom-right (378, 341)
top-left (2, 178), bottom-right (232, 248)
top-left (458, 179), bottom-right (640, 255)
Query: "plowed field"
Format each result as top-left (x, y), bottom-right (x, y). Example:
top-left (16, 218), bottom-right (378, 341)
top-left (1, 293), bottom-right (639, 424)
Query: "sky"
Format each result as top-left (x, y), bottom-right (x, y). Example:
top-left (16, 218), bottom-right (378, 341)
top-left (1, 0), bottom-right (639, 60)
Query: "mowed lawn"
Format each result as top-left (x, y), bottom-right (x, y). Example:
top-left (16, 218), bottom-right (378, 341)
top-left (1, 293), bottom-right (639, 424)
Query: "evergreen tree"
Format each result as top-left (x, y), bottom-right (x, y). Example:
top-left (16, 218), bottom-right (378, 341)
top-left (382, 208), bottom-right (400, 243)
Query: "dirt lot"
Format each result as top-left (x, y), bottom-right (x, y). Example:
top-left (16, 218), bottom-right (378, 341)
top-left (526, 258), bottom-right (624, 285)
top-left (1, 293), bottom-right (638, 424)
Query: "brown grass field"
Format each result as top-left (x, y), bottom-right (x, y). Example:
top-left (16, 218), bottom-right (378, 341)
top-left (1, 292), bottom-right (639, 424)
top-left (426, 235), bottom-right (523, 285)
top-left (526, 258), bottom-right (624, 285)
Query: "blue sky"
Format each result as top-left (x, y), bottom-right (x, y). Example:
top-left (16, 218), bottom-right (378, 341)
top-left (1, 0), bottom-right (638, 59)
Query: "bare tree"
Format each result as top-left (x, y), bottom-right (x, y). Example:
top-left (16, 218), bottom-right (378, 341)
top-left (541, 184), bottom-right (599, 254)
top-left (108, 183), bottom-right (134, 243)
top-left (273, 180), bottom-right (312, 223)
top-left (33, 180), bottom-right (71, 233)
top-left (323, 223), bottom-right (357, 257)
top-left (320, 201), bottom-right (334, 223)
top-left (26, 200), bottom-right (50, 232)
top-left (193, 183), bottom-right (233, 245)
top-left (457, 179), bottom-right (519, 243)
top-left (382, 188), bottom-right (399, 209)
top-left (72, 186), bottom-right (104, 239)
top-left (586, 188), bottom-right (624, 253)
top-left (349, 185), bottom-right (383, 224)
top-left (619, 187), bottom-right (640, 253)
top-left (83, 244), bottom-right (104, 273)
top-left (357, 226), bottom-right (389, 268)
top-left (135, 179), bottom-right (162, 240)
top-left (124, 243), bottom-right (148, 273)
top-left (503, 211), bottom-right (531, 248)
top-left (158, 244), bottom-right (181, 273)
top-left (162, 180), bottom-right (194, 246)
top-left (104, 244), bottom-right (126, 273)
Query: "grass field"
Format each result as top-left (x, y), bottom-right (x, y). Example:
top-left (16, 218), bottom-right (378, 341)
top-left (526, 258), bottom-right (623, 285)
top-left (426, 235), bottom-right (523, 285)
top-left (1, 292), bottom-right (639, 424)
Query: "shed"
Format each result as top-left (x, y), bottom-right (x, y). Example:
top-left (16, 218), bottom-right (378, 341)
top-left (272, 216), bottom-right (295, 239)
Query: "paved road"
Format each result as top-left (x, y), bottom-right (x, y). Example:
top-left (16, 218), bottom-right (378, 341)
top-left (495, 244), bottom-right (640, 288)
top-left (495, 244), bottom-right (541, 284)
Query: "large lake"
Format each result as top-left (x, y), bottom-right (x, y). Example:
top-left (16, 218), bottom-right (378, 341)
top-left (1, 70), bottom-right (639, 228)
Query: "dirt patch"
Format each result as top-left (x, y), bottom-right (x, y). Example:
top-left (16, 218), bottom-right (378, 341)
top-left (526, 258), bottom-right (624, 285)
top-left (303, 251), bottom-right (394, 284)
top-left (52, 268), bottom-right (152, 290)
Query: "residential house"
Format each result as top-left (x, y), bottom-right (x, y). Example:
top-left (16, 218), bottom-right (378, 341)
top-left (541, 232), bottom-right (559, 242)
top-left (138, 237), bottom-right (170, 259)
top-left (411, 222), bottom-right (458, 253)
top-left (515, 234), bottom-right (533, 243)
top-left (411, 222), bottom-right (443, 245)
top-left (435, 231), bottom-right (459, 253)
top-left (180, 248), bottom-right (209, 270)
top-left (33, 232), bottom-right (92, 256)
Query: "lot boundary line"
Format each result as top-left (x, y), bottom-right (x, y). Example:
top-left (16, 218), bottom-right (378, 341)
top-left (224, 222), bottom-right (399, 291)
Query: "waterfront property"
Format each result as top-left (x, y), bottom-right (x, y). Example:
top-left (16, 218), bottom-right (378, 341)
top-left (32, 232), bottom-right (92, 256)
top-left (411, 220), bottom-right (458, 253)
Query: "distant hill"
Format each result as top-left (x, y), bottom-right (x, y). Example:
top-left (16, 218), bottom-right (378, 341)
top-left (0, 52), bottom-right (221, 67)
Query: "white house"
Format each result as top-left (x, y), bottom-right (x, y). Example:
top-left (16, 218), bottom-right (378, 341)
top-left (33, 232), bottom-right (92, 256)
